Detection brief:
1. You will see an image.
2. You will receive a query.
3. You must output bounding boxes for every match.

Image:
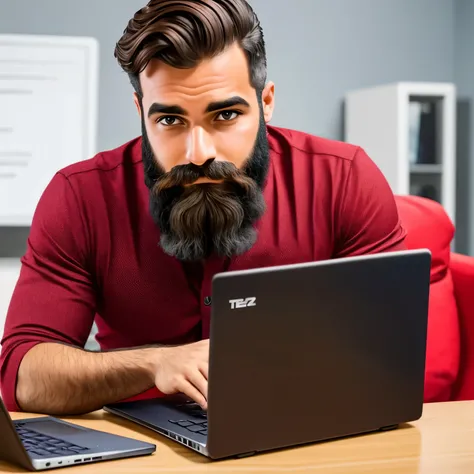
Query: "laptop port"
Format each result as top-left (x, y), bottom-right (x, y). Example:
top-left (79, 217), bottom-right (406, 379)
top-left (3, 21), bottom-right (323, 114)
top-left (74, 459), bottom-right (81, 463)
top-left (92, 457), bottom-right (102, 461)
top-left (84, 458), bottom-right (91, 462)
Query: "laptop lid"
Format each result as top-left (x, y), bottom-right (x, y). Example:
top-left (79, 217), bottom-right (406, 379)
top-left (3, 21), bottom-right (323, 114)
top-left (0, 397), bottom-right (33, 471)
top-left (205, 249), bottom-right (431, 459)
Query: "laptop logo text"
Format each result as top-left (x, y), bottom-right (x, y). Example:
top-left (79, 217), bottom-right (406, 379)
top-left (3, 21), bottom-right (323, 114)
top-left (229, 297), bottom-right (257, 309)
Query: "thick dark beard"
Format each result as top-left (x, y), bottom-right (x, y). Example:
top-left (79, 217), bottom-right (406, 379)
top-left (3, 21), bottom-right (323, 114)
top-left (142, 110), bottom-right (270, 262)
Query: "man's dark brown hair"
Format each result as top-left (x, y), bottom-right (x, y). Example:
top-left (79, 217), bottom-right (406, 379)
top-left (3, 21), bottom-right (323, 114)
top-left (114, 0), bottom-right (267, 96)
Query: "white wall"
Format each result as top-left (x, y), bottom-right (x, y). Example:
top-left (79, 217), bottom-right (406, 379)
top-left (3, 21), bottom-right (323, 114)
top-left (0, 259), bottom-right (21, 339)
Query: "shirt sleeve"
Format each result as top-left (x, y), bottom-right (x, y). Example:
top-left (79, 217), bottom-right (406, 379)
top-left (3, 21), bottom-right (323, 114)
top-left (0, 172), bottom-right (96, 411)
top-left (333, 147), bottom-right (407, 258)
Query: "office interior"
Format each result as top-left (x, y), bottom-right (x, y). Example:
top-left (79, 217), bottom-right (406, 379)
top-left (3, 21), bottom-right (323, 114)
top-left (0, 0), bottom-right (473, 388)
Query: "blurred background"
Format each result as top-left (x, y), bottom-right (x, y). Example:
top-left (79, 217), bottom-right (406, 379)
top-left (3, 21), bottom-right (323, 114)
top-left (0, 0), bottom-right (472, 331)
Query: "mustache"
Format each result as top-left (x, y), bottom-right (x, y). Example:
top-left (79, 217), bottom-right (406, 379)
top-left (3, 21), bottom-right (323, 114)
top-left (152, 159), bottom-right (255, 195)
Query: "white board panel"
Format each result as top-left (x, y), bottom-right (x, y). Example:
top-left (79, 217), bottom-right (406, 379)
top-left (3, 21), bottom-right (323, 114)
top-left (0, 34), bottom-right (99, 226)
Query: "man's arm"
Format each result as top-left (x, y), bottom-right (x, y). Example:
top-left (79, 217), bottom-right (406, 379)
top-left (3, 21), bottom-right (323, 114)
top-left (16, 338), bottom-right (209, 415)
top-left (333, 147), bottom-right (407, 257)
top-left (1, 172), bottom-right (99, 412)
top-left (1, 173), bottom-right (209, 415)
top-left (0, 172), bottom-right (145, 414)
top-left (16, 343), bottom-right (157, 415)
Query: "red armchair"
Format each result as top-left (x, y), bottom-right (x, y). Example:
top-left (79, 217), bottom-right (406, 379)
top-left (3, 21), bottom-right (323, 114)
top-left (395, 195), bottom-right (474, 402)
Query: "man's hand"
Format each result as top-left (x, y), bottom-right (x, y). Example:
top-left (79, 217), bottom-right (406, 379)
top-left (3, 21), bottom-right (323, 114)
top-left (154, 339), bottom-right (210, 409)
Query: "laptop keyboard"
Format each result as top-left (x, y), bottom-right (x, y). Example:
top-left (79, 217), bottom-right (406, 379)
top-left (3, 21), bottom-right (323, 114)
top-left (169, 402), bottom-right (208, 436)
top-left (15, 423), bottom-right (89, 458)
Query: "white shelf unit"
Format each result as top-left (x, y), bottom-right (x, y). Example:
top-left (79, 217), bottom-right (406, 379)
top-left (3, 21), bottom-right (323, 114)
top-left (344, 82), bottom-right (456, 224)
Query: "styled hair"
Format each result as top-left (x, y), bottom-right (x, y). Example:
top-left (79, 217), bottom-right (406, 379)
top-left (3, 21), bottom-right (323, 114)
top-left (115, 0), bottom-right (267, 96)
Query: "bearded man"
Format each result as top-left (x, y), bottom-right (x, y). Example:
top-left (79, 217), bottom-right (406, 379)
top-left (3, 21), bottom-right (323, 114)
top-left (0, 0), bottom-right (406, 415)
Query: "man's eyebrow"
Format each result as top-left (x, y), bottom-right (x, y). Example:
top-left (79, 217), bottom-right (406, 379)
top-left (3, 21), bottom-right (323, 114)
top-left (205, 96), bottom-right (251, 113)
top-left (147, 103), bottom-right (188, 117)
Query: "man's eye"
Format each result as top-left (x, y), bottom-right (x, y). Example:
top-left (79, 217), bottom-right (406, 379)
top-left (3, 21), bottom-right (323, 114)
top-left (157, 116), bottom-right (182, 126)
top-left (215, 110), bottom-right (240, 121)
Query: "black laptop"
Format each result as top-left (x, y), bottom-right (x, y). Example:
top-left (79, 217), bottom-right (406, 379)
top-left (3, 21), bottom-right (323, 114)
top-left (105, 249), bottom-right (431, 460)
top-left (0, 396), bottom-right (156, 470)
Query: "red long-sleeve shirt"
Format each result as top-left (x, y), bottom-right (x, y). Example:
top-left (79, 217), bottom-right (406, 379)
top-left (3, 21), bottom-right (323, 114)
top-left (0, 125), bottom-right (406, 411)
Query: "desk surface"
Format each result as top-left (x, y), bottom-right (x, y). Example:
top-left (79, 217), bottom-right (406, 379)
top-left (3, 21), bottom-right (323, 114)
top-left (2, 401), bottom-right (474, 473)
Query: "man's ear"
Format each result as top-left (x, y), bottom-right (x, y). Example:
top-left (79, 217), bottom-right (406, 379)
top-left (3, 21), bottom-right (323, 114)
top-left (133, 92), bottom-right (142, 117)
top-left (261, 81), bottom-right (275, 123)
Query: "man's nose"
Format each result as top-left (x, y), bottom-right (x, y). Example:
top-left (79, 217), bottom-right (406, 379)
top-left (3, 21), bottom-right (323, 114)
top-left (186, 127), bottom-right (216, 165)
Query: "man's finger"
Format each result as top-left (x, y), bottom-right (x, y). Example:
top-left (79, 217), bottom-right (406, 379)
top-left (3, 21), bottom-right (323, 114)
top-left (180, 381), bottom-right (207, 410)
top-left (187, 369), bottom-right (208, 403)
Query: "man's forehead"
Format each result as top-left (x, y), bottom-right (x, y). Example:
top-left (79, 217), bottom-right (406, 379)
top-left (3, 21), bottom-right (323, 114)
top-left (139, 43), bottom-right (254, 101)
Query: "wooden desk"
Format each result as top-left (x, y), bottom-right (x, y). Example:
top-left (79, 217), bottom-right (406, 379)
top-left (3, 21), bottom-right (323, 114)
top-left (2, 401), bottom-right (474, 473)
